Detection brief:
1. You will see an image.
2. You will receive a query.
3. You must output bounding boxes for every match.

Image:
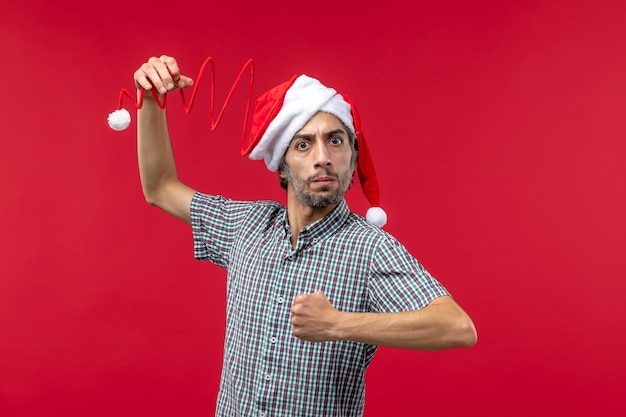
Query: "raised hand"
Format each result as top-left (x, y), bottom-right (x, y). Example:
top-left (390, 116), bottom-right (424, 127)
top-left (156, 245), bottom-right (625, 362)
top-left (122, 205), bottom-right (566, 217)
top-left (134, 55), bottom-right (194, 96)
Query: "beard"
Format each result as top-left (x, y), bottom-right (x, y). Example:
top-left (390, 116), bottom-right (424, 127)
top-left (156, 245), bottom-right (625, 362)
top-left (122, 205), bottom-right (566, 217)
top-left (283, 165), bottom-right (353, 208)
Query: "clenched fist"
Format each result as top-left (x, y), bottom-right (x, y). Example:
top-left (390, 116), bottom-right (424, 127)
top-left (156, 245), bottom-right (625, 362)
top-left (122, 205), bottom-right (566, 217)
top-left (291, 291), bottom-right (341, 342)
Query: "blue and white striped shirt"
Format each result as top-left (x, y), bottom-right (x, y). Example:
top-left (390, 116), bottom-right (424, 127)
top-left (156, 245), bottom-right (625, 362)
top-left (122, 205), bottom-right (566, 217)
top-left (191, 192), bottom-right (449, 417)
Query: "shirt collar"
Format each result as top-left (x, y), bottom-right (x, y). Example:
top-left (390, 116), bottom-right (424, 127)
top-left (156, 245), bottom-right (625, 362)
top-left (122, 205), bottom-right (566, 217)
top-left (280, 200), bottom-right (350, 247)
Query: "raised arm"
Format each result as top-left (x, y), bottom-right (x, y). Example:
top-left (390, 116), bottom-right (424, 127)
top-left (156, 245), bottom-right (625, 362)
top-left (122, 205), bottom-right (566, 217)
top-left (291, 293), bottom-right (477, 351)
top-left (135, 55), bottom-right (197, 223)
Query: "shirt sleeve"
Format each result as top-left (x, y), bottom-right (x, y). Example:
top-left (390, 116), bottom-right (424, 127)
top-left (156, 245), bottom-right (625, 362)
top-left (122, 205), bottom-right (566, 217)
top-left (190, 192), bottom-right (255, 268)
top-left (367, 235), bottom-right (450, 313)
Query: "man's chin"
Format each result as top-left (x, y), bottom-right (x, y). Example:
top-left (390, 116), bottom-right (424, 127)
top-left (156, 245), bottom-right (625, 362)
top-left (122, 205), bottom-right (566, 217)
top-left (298, 190), bottom-right (344, 208)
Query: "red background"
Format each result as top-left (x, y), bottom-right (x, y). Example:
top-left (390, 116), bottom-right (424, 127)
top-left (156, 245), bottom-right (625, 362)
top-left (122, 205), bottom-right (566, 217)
top-left (1, 0), bottom-right (625, 415)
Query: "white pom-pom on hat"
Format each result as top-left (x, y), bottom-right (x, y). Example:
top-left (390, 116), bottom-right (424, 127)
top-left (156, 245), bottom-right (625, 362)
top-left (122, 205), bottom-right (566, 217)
top-left (244, 74), bottom-right (387, 227)
top-left (107, 109), bottom-right (131, 131)
top-left (366, 207), bottom-right (388, 228)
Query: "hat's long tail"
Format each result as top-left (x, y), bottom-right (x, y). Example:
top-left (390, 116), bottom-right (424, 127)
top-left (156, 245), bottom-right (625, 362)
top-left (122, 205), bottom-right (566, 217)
top-left (108, 57), bottom-right (255, 150)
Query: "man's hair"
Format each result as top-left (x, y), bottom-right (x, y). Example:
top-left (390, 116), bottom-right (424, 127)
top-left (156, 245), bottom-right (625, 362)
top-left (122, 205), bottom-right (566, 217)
top-left (278, 121), bottom-right (358, 189)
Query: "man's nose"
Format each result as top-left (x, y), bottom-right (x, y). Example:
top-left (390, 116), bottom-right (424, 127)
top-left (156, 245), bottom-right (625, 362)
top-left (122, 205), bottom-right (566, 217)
top-left (312, 141), bottom-right (331, 167)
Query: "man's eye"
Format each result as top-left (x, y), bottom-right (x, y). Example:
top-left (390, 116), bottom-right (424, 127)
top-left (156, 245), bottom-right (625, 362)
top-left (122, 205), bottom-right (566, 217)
top-left (330, 137), bottom-right (343, 145)
top-left (296, 141), bottom-right (310, 149)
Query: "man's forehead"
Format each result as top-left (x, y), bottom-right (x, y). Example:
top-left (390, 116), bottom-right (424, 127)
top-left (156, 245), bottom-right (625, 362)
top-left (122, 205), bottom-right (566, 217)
top-left (295, 112), bottom-right (348, 135)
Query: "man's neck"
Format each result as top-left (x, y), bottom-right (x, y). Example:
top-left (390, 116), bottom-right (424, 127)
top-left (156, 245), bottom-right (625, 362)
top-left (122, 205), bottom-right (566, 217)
top-left (286, 192), bottom-right (340, 248)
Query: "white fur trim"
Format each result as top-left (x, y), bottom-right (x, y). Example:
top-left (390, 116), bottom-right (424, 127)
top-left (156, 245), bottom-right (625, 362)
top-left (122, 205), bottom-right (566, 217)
top-left (319, 98), bottom-right (354, 137)
top-left (248, 75), bottom-right (354, 171)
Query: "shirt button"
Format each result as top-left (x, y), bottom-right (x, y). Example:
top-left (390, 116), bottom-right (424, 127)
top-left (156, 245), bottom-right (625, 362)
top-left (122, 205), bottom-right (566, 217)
top-left (270, 337), bottom-right (277, 344)
top-left (260, 413), bottom-right (266, 417)
top-left (265, 374), bottom-right (271, 381)
top-left (277, 296), bottom-right (284, 304)
top-left (286, 255), bottom-right (293, 261)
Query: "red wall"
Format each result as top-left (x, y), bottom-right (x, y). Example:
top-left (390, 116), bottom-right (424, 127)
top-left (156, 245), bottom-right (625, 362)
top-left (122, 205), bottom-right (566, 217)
top-left (1, 0), bottom-right (625, 415)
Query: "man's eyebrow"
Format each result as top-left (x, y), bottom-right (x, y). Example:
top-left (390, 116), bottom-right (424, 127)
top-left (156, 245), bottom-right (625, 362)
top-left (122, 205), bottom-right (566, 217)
top-left (292, 133), bottom-right (313, 140)
top-left (292, 129), bottom-right (348, 140)
top-left (325, 128), bottom-right (348, 137)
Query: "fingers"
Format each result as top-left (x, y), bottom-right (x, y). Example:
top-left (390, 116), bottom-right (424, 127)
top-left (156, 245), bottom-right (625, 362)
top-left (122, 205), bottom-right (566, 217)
top-left (293, 291), bottom-right (323, 305)
top-left (293, 293), bottom-right (308, 304)
top-left (133, 55), bottom-right (194, 94)
top-left (292, 291), bottom-right (328, 316)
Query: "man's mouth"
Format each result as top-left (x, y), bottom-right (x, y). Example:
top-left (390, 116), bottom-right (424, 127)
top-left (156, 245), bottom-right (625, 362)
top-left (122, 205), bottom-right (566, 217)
top-left (312, 176), bottom-right (336, 184)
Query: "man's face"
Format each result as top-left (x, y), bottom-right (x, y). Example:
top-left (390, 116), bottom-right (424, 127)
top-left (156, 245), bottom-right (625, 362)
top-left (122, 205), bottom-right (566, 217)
top-left (281, 112), bottom-right (355, 208)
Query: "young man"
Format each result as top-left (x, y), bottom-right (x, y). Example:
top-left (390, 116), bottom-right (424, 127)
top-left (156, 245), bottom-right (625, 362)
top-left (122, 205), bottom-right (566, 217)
top-left (135, 55), bottom-right (477, 417)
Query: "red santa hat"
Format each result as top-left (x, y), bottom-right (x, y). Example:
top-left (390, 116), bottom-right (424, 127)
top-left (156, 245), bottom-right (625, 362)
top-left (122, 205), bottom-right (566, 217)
top-left (243, 74), bottom-right (387, 227)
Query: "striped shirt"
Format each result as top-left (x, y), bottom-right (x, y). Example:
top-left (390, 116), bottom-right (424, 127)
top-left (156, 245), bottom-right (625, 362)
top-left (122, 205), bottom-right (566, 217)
top-left (191, 192), bottom-right (449, 417)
